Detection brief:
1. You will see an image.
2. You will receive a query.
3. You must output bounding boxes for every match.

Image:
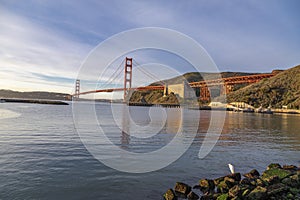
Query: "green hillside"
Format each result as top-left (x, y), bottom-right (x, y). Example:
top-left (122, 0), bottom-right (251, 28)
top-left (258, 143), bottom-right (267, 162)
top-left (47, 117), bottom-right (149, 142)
top-left (227, 65), bottom-right (300, 109)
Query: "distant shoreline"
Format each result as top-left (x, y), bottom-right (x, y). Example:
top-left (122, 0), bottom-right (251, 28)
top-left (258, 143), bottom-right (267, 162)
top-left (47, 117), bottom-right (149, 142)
top-left (1, 99), bottom-right (299, 115)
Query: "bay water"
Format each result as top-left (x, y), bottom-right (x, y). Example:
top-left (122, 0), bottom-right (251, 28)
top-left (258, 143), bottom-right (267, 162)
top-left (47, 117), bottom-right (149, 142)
top-left (0, 102), bottom-right (299, 199)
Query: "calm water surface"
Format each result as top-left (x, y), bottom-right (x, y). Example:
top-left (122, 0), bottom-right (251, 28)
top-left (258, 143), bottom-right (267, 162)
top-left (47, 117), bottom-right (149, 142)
top-left (0, 102), bottom-right (299, 199)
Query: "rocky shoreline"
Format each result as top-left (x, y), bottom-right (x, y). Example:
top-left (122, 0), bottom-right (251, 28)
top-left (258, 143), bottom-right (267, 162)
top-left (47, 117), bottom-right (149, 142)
top-left (164, 163), bottom-right (300, 200)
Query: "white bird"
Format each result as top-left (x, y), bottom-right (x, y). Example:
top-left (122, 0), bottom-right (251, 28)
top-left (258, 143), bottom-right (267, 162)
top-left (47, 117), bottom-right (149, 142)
top-left (228, 163), bottom-right (235, 174)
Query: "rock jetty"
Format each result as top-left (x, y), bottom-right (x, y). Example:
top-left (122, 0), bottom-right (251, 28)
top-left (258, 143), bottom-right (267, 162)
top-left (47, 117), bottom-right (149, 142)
top-left (0, 98), bottom-right (69, 105)
top-left (163, 163), bottom-right (300, 200)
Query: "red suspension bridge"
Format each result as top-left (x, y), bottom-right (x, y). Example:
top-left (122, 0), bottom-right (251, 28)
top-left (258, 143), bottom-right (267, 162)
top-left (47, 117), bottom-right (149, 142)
top-left (73, 57), bottom-right (276, 101)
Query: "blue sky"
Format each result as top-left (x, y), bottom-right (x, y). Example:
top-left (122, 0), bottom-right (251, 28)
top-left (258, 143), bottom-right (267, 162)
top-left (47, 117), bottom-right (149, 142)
top-left (0, 0), bottom-right (299, 94)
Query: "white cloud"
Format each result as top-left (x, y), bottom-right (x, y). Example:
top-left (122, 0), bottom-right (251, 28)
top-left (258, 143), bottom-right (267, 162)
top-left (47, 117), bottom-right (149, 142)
top-left (0, 8), bottom-right (92, 93)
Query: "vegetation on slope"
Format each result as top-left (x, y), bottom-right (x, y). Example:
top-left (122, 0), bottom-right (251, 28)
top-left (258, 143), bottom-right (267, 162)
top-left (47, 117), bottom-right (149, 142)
top-left (227, 65), bottom-right (300, 109)
top-left (129, 90), bottom-right (179, 104)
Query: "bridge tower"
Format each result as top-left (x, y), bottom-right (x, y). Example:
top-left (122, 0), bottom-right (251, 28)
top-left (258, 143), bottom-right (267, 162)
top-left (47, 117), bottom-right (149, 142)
top-left (74, 79), bottom-right (80, 99)
top-left (123, 57), bottom-right (133, 101)
top-left (200, 86), bottom-right (210, 101)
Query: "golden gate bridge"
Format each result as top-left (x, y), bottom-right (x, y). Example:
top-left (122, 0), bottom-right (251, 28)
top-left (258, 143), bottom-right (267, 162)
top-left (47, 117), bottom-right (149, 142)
top-left (73, 57), bottom-right (276, 101)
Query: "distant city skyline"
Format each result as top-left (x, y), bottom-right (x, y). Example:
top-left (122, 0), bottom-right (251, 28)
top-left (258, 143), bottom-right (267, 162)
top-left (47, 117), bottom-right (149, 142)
top-left (0, 0), bottom-right (299, 94)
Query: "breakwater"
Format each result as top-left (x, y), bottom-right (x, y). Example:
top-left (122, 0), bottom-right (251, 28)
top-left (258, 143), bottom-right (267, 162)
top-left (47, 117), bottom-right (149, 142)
top-left (164, 163), bottom-right (300, 200)
top-left (0, 98), bottom-right (69, 105)
top-left (272, 108), bottom-right (300, 114)
top-left (128, 102), bottom-right (180, 108)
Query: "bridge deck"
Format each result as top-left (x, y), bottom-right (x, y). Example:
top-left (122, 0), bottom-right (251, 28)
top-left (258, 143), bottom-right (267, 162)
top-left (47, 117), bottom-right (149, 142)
top-left (76, 73), bottom-right (275, 96)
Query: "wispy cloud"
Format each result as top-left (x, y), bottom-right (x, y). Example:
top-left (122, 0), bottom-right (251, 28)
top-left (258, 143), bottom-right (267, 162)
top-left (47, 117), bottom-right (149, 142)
top-left (0, 7), bottom-right (94, 93)
top-left (0, 0), bottom-right (299, 95)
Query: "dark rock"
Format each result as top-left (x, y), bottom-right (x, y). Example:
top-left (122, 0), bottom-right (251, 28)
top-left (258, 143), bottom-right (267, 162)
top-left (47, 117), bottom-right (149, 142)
top-left (297, 170), bottom-right (300, 178)
top-left (256, 178), bottom-right (267, 187)
top-left (174, 182), bottom-right (191, 197)
top-left (163, 189), bottom-right (177, 200)
top-left (228, 185), bottom-right (243, 198)
top-left (290, 174), bottom-right (300, 187)
top-left (213, 193), bottom-right (221, 199)
top-left (240, 178), bottom-right (256, 188)
top-left (214, 173), bottom-right (241, 186)
top-left (187, 191), bottom-right (199, 200)
top-left (282, 165), bottom-right (298, 172)
top-left (252, 169), bottom-right (261, 176)
top-left (217, 181), bottom-right (229, 193)
top-left (263, 175), bottom-right (280, 185)
top-left (198, 179), bottom-right (215, 193)
top-left (216, 193), bottom-right (228, 200)
top-left (214, 176), bottom-right (225, 186)
top-left (226, 173), bottom-right (241, 182)
top-left (286, 192), bottom-right (295, 199)
top-left (175, 192), bottom-right (188, 199)
top-left (262, 168), bottom-right (292, 180)
top-left (200, 193), bottom-right (214, 200)
top-left (243, 169), bottom-right (260, 179)
top-left (267, 163), bottom-right (282, 170)
top-left (241, 188), bottom-right (251, 198)
top-left (267, 183), bottom-right (288, 196)
top-left (164, 163), bottom-right (300, 200)
top-left (224, 177), bottom-right (237, 189)
top-left (289, 187), bottom-right (300, 195)
top-left (282, 177), bottom-right (298, 187)
top-left (193, 185), bottom-right (201, 189)
top-left (249, 179), bottom-right (257, 187)
top-left (246, 186), bottom-right (267, 200)
top-left (240, 178), bottom-right (252, 185)
top-left (230, 197), bottom-right (241, 200)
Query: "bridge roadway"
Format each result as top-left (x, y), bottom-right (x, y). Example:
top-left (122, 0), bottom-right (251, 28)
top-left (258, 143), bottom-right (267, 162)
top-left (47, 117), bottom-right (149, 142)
top-left (189, 73), bottom-right (274, 87)
top-left (76, 73), bottom-right (275, 96)
top-left (78, 85), bottom-right (164, 95)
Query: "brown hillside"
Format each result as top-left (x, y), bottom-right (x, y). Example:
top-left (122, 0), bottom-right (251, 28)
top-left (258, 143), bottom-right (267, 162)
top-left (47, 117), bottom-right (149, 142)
top-left (227, 65), bottom-right (300, 109)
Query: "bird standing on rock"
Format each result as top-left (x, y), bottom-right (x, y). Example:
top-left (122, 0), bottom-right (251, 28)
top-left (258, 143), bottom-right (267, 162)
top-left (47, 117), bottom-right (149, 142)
top-left (228, 163), bottom-right (235, 174)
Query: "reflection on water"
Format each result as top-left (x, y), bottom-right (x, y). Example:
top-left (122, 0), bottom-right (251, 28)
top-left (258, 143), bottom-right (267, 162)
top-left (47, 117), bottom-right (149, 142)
top-left (0, 103), bottom-right (299, 200)
top-left (99, 104), bottom-right (191, 154)
top-left (218, 112), bottom-right (300, 151)
top-left (0, 108), bottom-right (21, 119)
top-left (121, 106), bottom-right (183, 143)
